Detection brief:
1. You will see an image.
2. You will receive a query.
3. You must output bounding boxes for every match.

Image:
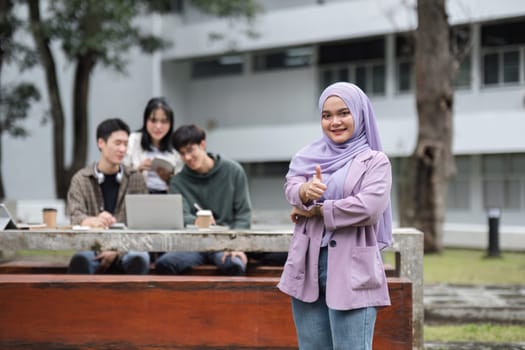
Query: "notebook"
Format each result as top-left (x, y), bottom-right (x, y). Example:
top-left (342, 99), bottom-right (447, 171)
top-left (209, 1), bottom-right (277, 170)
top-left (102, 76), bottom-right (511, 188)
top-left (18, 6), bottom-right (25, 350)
top-left (125, 194), bottom-right (184, 230)
top-left (0, 203), bottom-right (18, 230)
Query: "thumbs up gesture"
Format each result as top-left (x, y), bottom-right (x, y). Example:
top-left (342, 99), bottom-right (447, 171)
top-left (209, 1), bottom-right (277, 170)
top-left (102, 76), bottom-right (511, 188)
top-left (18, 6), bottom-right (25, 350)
top-left (314, 165), bottom-right (322, 182)
top-left (300, 165), bottom-right (327, 203)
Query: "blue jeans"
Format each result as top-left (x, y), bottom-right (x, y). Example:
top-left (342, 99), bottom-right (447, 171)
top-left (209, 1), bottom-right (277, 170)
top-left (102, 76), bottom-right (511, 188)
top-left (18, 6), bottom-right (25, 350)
top-left (291, 247), bottom-right (377, 350)
top-left (67, 250), bottom-right (150, 275)
top-left (155, 251), bottom-right (246, 276)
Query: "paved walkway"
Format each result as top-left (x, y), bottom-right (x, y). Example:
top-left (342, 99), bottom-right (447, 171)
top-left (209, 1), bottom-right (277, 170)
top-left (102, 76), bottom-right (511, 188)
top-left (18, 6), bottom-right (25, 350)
top-left (425, 284), bottom-right (525, 324)
top-left (424, 284), bottom-right (525, 349)
top-left (425, 342), bottom-right (525, 349)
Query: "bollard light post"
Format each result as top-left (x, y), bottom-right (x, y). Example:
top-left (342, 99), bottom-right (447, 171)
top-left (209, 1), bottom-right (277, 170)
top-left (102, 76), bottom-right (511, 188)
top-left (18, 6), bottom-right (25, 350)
top-left (486, 207), bottom-right (501, 258)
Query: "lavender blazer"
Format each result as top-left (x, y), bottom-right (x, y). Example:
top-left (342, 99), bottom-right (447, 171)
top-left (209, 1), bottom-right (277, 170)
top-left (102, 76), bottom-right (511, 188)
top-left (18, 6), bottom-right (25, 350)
top-left (278, 149), bottom-right (392, 310)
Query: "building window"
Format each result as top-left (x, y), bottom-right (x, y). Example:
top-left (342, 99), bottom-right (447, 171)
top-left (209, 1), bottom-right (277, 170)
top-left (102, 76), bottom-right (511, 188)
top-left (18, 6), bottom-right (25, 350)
top-left (242, 162), bottom-right (290, 178)
top-left (396, 25), bottom-right (471, 92)
top-left (483, 52), bottom-right (499, 85)
top-left (503, 50), bottom-right (520, 83)
top-left (482, 154), bottom-right (525, 210)
top-left (397, 59), bottom-right (413, 92)
top-left (319, 37), bottom-right (385, 96)
top-left (481, 19), bottom-right (525, 87)
top-left (447, 156), bottom-right (471, 210)
top-left (482, 49), bottom-right (521, 85)
top-left (372, 64), bottom-right (386, 94)
top-left (191, 55), bottom-right (244, 78)
top-left (395, 34), bottom-right (414, 93)
top-left (253, 46), bottom-right (313, 72)
top-left (451, 25), bottom-right (471, 89)
top-left (454, 54), bottom-right (471, 88)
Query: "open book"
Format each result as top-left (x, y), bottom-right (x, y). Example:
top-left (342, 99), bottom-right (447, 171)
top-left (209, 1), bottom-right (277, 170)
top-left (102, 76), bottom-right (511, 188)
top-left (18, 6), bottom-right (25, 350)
top-left (151, 157), bottom-right (174, 173)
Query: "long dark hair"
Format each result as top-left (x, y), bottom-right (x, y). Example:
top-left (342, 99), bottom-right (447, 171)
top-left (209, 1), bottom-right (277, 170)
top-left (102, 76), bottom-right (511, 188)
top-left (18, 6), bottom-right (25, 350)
top-left (140, 97), bottom-right (174, 152)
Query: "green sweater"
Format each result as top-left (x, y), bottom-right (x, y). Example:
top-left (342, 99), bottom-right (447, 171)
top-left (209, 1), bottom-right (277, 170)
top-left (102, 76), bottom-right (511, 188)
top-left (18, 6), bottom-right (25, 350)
top-left (169, 153), bottom-right (252, 229)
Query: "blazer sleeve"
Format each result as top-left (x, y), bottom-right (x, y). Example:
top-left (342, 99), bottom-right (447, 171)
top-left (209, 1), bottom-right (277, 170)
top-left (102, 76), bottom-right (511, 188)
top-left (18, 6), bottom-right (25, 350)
top-left (284, 175), bottom-right (315, 210)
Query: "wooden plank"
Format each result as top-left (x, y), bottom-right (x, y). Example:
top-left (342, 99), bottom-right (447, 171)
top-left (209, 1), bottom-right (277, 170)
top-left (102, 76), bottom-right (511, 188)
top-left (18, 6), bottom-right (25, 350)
top-left (0, 260), bottom-right (285, 277)
top-left (0, 275), bottom-right (411, 350)
top-left (0, 260), bottom-right (396, 277)
top-left (375, 277), bottom-right (413, 350)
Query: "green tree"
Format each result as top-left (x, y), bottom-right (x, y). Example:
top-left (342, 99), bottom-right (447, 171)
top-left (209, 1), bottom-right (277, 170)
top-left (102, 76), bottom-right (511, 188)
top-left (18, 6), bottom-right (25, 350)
top-left (0, 0), bottom-right (40, 200)
top-left (26, 0), bottom-right (259, 199)
top-left (27, 0), bottom-right (169, 199)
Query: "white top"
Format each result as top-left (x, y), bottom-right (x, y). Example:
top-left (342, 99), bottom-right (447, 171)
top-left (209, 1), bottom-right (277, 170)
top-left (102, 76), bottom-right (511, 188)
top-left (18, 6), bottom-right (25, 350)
top-left (124, 132), bottom-right (183, 191)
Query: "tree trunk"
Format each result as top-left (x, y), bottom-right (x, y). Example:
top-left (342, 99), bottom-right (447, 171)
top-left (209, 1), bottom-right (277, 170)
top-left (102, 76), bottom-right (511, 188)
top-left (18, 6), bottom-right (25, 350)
top-left (28, 0), bottom-right (69, 199)
top-left (399, 0), bottom-right (455, 253)
top-left (71, 54), bottom-right (95, 175)
top-left (0, 0), bottom-right (12, 200)
top-left (0, 138), bottom-right (4, 200)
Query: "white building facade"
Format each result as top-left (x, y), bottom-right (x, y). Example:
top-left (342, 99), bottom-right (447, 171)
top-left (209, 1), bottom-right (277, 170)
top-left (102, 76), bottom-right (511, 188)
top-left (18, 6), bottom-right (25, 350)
top-left (3, 0), bottom-right (524, 247)
top-left (159, 0), bottom-right (525, 248)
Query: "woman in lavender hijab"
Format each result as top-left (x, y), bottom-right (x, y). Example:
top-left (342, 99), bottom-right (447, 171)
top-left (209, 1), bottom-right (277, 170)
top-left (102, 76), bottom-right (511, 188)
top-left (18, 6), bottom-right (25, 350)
top-left (277, 82), bottom-right (393, 350)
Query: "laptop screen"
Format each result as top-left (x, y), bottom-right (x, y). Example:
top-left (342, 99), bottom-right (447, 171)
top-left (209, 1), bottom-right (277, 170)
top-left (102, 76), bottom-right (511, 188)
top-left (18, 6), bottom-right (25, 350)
top-left (0, 204), bottom-right (18, 230)
top-left (125, 194), bottom-right (184, 230)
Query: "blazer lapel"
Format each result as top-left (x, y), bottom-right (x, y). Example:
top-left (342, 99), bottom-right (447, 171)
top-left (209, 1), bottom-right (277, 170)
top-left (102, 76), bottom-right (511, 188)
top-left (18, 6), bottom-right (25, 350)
top-left (343, 150), bottom-right (372, 196)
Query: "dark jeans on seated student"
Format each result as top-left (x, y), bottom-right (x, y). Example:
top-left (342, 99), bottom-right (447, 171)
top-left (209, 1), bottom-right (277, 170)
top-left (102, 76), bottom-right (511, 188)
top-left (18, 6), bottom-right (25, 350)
top-left (155, 251), bottom-right (246, 276)
top-left (68, 251), bottom-right (150, 274)
top-left (248, 252), bottom-right (288, 266)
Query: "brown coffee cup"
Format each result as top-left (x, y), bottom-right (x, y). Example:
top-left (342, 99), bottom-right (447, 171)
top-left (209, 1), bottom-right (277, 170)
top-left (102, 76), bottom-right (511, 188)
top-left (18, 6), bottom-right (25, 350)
top-left (43, 208), bottom-right (57, 228)
top-left (195, 210), bottom-right (212, 229)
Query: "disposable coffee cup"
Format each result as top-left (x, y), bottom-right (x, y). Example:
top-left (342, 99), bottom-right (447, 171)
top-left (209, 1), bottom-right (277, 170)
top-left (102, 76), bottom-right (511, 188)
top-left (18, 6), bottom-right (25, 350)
top-left (195, 210), bottom-right (212, 229)
top-left (43, 208), bottom-right (57, 228)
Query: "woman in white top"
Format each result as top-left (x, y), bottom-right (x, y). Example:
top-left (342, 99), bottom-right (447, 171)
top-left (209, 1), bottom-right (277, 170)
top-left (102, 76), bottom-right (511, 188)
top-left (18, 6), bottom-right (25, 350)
top-left (124, 97), bottom-right (182, 193)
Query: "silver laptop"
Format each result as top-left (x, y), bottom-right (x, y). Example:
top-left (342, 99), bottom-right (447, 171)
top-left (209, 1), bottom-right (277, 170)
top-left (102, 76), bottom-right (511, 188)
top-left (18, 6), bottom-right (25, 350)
top-left (0, 203), bottom-right (18, 230)
top-left (125, 194), bottom-right (184, 230)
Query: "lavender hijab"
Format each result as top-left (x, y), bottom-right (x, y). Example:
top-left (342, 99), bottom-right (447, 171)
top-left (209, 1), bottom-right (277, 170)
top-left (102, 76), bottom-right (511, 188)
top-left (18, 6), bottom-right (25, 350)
top-left (287, 82), bottom-right (392, 249)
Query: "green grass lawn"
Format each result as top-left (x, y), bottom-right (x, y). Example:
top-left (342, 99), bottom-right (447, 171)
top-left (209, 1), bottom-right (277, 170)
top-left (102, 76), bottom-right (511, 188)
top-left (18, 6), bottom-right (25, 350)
top-left (423, 248), bottom-right (525, 285)
top-left (424, 323), bottom-right (525, 343)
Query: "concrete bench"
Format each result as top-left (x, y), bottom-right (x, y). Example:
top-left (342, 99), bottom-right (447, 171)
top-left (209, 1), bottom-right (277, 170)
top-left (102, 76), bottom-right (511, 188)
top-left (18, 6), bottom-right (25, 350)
top-left (0, 274), bottom-right (412, 350)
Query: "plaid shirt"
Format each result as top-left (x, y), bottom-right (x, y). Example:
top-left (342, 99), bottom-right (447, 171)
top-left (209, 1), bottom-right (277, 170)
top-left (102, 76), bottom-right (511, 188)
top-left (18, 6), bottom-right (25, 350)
top-left (67, 163), bottom-right (147, 225)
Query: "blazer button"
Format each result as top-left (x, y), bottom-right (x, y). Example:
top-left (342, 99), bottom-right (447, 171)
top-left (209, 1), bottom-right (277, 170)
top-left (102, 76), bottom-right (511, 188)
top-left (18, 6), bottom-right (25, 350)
top-left (329, 240), bottom-right (337, 247)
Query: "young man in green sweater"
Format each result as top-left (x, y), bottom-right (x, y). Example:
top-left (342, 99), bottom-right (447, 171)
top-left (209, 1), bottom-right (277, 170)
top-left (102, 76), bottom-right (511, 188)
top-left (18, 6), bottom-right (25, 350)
top-left (155, 124), bottom-right (252, 275)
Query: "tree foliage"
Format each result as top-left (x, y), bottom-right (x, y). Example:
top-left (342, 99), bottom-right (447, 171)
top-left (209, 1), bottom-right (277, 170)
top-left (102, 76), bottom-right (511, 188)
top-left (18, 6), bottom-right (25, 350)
top-left (0, 0), bottom-right (40, 199)
top-left (27, 0), bottom-right (172, 199)
top-left (190, 0), bottom-right (260, 19)
top-left (27, 0), bottom-right (259, 199)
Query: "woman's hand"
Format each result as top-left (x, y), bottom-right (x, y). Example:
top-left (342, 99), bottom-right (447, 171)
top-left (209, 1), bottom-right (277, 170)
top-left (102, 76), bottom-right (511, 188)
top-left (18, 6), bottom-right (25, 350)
top-left (221, 251), bottom-right (248, 265)
top-left (156, 167), bottom-right (171, 183)
top-left (290, 205), bottom-right (323, 223)
top-left (139, 158), bottom-right (152, 171)
top-left (95, 250), bottom-right (119, 273)
top-left (299, 165), bottom-right (326, 203)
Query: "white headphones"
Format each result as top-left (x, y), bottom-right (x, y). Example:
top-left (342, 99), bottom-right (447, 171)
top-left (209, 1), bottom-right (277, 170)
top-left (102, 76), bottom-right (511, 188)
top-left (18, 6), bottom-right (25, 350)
top-left (94, 163), bottom-right (124, 184)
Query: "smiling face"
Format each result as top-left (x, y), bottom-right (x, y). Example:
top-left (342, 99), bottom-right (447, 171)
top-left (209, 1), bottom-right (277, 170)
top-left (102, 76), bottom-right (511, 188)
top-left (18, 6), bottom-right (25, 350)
top-left (178, 140), bottom-right (210, 173)
top-left (146, 108), bottom-right (171, 147)
top-left (321, 96), bottom-right (355, 144)
top-left (98, 130), bottom-right (128, 167)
